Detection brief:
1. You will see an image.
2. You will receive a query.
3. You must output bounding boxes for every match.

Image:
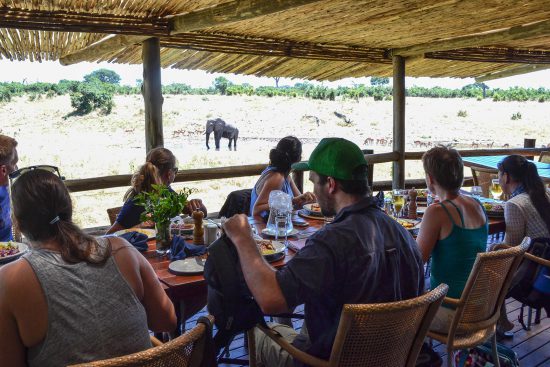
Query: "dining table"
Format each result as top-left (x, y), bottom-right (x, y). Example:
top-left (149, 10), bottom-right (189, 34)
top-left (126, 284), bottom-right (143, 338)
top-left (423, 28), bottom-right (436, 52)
top-left (462, 155), bottom-right (550, 182)
top-left (139, 207), bottom-right (506, 334)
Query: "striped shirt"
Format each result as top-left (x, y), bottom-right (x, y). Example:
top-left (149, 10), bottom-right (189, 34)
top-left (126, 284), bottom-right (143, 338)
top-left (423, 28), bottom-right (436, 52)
top-left (504, 192), bottom-right (550, 245)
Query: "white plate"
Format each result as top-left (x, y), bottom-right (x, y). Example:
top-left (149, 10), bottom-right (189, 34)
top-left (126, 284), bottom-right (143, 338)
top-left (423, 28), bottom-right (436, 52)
top-left (261, 228), bottom-right (300, 237)
top-left (168, 258), bottom-right (205, 275)
top-left (256, 239), bottom-right (286, 255)
top-left (0, 242), bottom-right (29, 264)
top-left (113, 228), bottom-right (156, 239)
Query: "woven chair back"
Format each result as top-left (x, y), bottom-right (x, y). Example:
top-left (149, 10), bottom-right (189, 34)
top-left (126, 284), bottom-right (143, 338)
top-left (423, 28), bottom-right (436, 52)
top-left (456, 240), bottom-right (529, 333)
top-left (69, 316), bottom-right (213, 367)
top-left (107, 206), bottom-right (122, 225)
top-left (328, 284), bottom-right (448, 367)
top-left (470, 167), bottom-right (497, 198)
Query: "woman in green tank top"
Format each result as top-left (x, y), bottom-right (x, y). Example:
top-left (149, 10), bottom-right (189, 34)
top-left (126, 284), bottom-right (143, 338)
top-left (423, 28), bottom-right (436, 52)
top-left (417, 146), bottom-right (488, 334)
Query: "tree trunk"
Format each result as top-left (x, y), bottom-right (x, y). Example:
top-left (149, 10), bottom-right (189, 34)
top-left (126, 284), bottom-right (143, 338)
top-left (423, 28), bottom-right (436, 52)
top-left (142, 38), bottom-right (164, 152)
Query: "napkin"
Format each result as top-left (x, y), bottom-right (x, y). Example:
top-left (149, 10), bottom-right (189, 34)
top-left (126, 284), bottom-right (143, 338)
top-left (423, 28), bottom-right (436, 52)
top-left (118, 231), bottom-right (149, 252)
top-left (170, 235), bottom-right (207, 261)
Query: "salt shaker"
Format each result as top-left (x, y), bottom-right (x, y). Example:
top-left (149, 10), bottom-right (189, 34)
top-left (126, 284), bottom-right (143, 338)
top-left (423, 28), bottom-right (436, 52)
top-left (192, 210), bottom-right (204, 245)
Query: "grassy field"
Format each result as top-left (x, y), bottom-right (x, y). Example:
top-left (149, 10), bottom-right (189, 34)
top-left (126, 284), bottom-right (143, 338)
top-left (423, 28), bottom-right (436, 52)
top-left (1, 94), bottom-right (548, 228)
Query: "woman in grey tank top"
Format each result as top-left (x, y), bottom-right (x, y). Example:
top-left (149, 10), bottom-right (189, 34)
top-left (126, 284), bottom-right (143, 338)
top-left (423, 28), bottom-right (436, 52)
top-left (0, 169), bottom-right (176, 367)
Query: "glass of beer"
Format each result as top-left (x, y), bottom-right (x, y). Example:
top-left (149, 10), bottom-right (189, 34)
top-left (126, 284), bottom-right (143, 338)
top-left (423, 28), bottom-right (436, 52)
top-left (392, 189), bottom-right (406, 217)
top-left (490, 179), bottom-right (502, 200)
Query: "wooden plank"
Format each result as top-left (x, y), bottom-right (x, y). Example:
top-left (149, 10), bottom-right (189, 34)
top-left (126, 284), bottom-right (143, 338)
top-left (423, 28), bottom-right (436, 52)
top-left (476, 64), bottom-right (550, 82)
top-left (392, 55), bottom-right (405, 189)
top-left (142, 38), bottom-right (164, 152)
top-left (60, 34), bottom-right (149, 65)
top-left (170, 0), bottom-right (324, 35)
top-left (391, 19), bottom-right (550, 57)
top-left (426, 47), bottom-right (550, 65)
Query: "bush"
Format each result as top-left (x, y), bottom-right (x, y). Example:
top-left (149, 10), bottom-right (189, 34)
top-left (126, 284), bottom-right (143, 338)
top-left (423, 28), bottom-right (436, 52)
top-left (46, 90), bottom-right (56, 99)
top-left (0, 87), bottom-right (12, 102)
top-left (457, 110), bottom-right (468, 117)
top-left (511, 112), bottom-right (522, 120)
top-left (70, 81), bottom-right (114, 115)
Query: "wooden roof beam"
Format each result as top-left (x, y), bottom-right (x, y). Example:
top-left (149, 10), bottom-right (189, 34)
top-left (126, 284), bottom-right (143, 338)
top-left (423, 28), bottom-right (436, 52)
top-left (169, 0), bottom-right (325, 35)
top-left (390, 18), bottom-right (550, 57)
top-left (60, 35), bottom-right (149, 65)
top-left (426, 47), bottom-right (550, 64)
top-left (475, 64), bottom-right (550, 82)
top-left (160, 33), bottom-right (389, 63)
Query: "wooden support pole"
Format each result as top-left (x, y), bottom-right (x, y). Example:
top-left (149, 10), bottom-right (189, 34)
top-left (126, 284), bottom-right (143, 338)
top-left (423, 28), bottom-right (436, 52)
top-left (524, 138), bottom-right (536, 160)
top-left (142, 38), bottom-right (164, 152)
top-left (392, 56), bottom-right (406, 189)
top-left (292, 171), bottom-right (304, 193)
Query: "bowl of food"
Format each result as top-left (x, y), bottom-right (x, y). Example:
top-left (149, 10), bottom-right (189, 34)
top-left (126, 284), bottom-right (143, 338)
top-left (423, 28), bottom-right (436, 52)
top-left (0, 241), bottom-right (28, 264)
top-left (303, 203), bottom-right (323, 217)
top-left (256, 239), bottom-right (286, 263)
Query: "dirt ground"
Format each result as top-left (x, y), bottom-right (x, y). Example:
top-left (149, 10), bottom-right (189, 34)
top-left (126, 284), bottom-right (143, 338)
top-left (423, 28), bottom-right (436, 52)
top-left (1, 94), bottom-right (548, 227)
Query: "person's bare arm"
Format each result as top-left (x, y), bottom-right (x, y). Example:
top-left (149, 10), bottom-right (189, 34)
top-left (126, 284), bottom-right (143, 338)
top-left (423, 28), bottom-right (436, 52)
top-left (416, 205), bottom-right (442, 263)
top-left (223, 214), bottom-right (289, 315)
top-left (0, 267), bottom-right (28, 367)
top-left (105, 221), bottom-right (125, 234)
top-left (252, 173), bottom-right (285, 218)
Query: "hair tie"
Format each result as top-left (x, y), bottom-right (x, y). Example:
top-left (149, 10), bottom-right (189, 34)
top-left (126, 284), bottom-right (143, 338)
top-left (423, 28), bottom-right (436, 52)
top-left (49, 216), bottom-right (60, 225)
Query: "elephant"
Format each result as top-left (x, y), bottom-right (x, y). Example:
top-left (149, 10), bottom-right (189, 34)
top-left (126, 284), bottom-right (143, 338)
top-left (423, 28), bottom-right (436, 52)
top-left (205, 118), bottom-right (239, 151)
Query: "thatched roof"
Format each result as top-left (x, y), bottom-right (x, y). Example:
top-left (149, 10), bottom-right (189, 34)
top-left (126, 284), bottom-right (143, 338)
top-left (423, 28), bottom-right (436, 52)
top-left (1, 0), bottom-right (549, 80)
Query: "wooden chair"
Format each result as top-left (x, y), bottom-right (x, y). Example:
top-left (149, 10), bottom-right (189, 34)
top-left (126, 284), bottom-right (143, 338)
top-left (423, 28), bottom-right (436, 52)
top-left (69, 315), bottom-right (214, 367)
top-left (107, 206), bottom-right (122, 225)
top-left (538, 151), bottom-right (550, 164)
top-left (427, 239), bottom-right (530, 367)
top-left (470, 166), bottom-right (498, 198)
top-left (249, 284), bottom-right (449, 367)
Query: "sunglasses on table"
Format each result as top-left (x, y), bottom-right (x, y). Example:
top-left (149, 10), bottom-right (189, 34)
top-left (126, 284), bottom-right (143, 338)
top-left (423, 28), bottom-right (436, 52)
top-left (9, 165), bottom-right (65, 184)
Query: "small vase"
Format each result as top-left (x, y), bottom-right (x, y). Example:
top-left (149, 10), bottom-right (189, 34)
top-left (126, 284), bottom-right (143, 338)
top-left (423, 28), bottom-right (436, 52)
top-left (155, 221), bottom-right (172, 256)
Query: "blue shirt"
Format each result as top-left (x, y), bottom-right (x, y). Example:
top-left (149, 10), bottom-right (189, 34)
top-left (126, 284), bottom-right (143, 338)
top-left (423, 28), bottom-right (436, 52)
top-left (0, 186), bottom-right (12, 241)
top-left (250, 166), bottom-right (294, 219)
top-left (116, 195), bottom-right (145, 229)
top-left (276, 197), bottom-right (424, 362)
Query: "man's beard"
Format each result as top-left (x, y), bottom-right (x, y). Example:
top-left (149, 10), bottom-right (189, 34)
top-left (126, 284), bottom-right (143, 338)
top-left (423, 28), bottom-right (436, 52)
top-left (319, 197), bottom-right (336, 217)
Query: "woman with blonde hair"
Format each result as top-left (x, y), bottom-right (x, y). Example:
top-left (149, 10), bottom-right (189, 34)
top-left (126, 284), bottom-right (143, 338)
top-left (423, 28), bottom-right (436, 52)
top-left (0, 169), bottom-right (176, 366)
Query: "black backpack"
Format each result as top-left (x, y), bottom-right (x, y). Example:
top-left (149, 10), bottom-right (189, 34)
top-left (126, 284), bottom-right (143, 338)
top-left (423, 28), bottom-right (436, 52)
top-left (204, 234), bottom-right (266, 352)
top-left (507, 237), bottom-right (550, 328)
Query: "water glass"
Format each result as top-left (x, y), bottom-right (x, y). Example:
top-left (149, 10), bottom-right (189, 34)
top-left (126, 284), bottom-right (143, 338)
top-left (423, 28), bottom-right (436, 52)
top-left (275, 214), bottom-right (287, 241)
top-left (471, 186), bottom-right (483, 198)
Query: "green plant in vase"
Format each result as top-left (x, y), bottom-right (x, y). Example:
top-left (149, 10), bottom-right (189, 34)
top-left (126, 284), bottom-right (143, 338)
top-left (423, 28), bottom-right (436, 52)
top-left (134, 184), bottom-right (193, 255)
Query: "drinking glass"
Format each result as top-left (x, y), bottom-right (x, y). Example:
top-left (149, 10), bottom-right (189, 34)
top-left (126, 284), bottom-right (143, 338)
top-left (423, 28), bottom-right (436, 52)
top-left (471, 186), bottom-right (483, 198)
top-left (490, 179), bottom-right (502, 200)
top-left (275, 213), bottom-right (287, 241)
top-left (392, 190), bottom-right (406, 217)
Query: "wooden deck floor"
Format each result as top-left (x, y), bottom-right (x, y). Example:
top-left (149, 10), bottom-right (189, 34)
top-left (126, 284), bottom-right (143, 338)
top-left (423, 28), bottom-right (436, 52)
top-left (184, 300), bottom-right (549, 366)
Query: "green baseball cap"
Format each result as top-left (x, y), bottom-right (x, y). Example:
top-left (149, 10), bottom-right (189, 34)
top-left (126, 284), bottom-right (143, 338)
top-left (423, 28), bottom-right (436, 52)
top-left (292, 138), bottom-right (368, 180)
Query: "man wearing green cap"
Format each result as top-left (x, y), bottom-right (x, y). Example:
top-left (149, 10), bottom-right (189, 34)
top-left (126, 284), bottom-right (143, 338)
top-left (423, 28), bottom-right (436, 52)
top-left (223, 138), bottom-right (423, 366)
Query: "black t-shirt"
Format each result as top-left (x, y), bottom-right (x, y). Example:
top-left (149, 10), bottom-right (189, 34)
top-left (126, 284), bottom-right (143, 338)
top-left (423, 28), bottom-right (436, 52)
top-left (276, 196), bottom-right (424, 361)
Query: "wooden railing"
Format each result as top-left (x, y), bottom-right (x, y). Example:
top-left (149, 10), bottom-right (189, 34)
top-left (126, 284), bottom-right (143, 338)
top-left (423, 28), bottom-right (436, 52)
top-left (64, 148), bottom-right (549, 194)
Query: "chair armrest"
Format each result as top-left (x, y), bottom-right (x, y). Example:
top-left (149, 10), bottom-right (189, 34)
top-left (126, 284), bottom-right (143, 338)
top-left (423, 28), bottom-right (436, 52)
top-left (442, 296), bottom-right (461, 307)
top-left (524, 252), bottom-right (550, 267)
top-left (491, 244), bottom-right (511, 251)
top-left (150, 335), bottom-right (163, 347)
top-left (256, 324), bottom-right (329, 367)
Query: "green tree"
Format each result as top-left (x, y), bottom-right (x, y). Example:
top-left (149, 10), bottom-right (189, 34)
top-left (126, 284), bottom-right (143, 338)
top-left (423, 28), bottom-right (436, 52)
top-left (70, 80), bottom-right (114, 115)
top-left (370, 77), bottom-right (390, 86)
top-left (84, 69), bottom-right (121, 85)
top-left (213, 76), bottom-right (232, 95)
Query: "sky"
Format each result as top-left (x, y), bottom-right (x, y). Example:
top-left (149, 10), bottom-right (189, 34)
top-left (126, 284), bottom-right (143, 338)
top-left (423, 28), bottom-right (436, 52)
top-left (1, 59), bottom-right (549, 89)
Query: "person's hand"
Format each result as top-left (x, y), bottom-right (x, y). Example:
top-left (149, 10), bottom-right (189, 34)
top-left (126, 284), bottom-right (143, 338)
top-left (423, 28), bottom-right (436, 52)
top-left (292, 192), bottom-right (316, 207)
top-left (185, 199), bottom-right (204, 214)
top-left (139, 220), bottom-right (155, 229)
top-left (222, 214), bottom-right (254, 248)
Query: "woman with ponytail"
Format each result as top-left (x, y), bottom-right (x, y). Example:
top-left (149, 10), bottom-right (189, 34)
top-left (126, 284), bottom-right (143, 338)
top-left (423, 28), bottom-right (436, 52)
top-left (498, 155), bottom-right (550, 244)
top-left (106, 162), bottom-right (162, 234)
top-left (250, 136), bottom-right (315, 220)
top-left (0, 169), bottom-right (175, 366)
